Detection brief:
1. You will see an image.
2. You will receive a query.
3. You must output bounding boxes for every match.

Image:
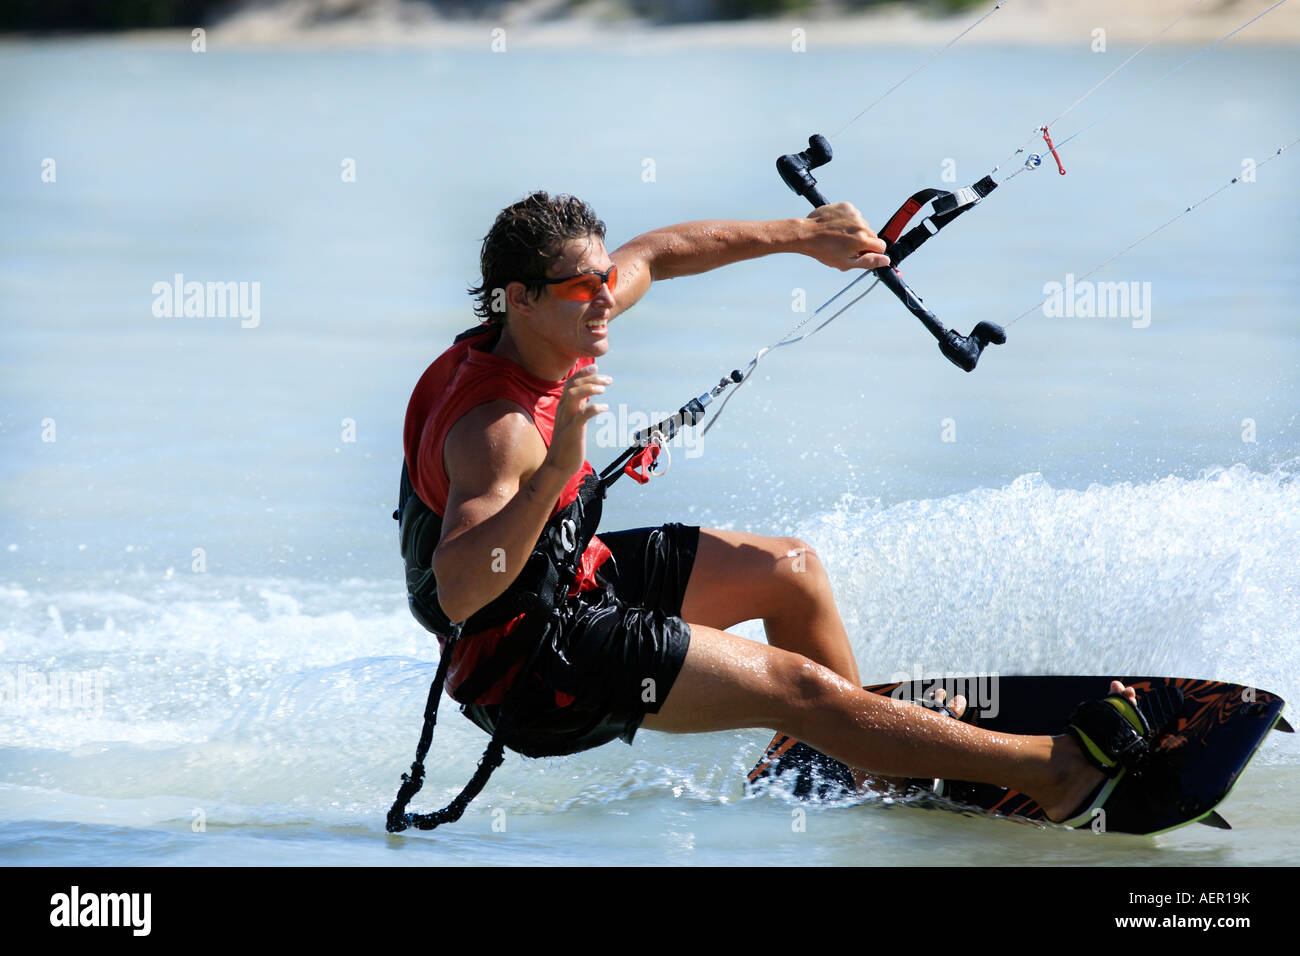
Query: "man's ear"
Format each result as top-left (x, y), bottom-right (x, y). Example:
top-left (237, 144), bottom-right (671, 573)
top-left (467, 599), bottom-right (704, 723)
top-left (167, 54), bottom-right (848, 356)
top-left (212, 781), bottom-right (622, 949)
top-left (504, 280), bottom-right (538, 317)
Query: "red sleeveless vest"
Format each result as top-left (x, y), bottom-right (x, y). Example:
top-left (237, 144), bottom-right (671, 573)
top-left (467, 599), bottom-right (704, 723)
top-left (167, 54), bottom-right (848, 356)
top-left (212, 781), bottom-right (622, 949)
top-left (403, 326), bottom-right (612, 704)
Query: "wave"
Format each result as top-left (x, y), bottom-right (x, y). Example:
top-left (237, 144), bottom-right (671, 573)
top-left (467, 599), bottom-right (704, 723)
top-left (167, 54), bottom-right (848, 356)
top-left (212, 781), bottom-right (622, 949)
top-left (2, 465), bottom-right (1296, 827)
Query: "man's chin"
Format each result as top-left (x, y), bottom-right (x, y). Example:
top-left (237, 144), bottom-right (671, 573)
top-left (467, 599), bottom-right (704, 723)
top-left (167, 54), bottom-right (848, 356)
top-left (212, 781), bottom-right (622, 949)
top-left (580, 335), bottom-right (611, 358)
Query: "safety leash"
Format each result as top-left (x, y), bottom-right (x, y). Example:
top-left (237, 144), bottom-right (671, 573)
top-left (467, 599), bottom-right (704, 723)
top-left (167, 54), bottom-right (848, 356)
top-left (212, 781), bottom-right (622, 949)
top-left (385, 622), bottom-right (476, 832)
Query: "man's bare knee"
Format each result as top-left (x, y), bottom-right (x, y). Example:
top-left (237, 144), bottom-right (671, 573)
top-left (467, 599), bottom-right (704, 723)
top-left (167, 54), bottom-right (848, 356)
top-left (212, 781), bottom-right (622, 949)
top-left (759, 650), bottom-right (873, 751)
top-left (770, 652), bottom-right (842, 722)
top-left (775, 536), bottom-right (830, 603)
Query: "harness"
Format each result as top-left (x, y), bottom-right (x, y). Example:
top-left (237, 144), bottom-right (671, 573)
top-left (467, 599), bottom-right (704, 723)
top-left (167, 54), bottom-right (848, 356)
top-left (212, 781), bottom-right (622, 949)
top-left (387, 439), bottom-right (606, 833)
top-left (386, 322), bottom-right (737, 833)
top-left (398, 457), bottom-right (602, 660)
top-left (396, 460), bottom-right (606, 703)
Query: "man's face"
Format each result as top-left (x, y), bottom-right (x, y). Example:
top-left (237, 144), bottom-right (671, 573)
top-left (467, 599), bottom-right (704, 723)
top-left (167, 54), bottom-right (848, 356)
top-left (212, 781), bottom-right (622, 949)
top-left (510, 235), bottom-right (616, 360)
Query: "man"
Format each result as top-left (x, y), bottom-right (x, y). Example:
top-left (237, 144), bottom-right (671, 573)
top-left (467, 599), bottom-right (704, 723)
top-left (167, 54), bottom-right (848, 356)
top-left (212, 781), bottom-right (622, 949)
top-left (400, 191), bottom-right (1147, 827)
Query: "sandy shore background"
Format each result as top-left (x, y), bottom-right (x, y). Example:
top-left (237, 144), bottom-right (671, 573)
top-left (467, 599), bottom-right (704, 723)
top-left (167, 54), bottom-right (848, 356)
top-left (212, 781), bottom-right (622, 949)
top-left (78, 0), bottom-right (1300, 48)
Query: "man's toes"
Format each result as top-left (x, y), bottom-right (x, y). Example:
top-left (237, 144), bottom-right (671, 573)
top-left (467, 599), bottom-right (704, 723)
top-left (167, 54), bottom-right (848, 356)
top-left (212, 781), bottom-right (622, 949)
top-left (926, 687), bottom-right (966, 719)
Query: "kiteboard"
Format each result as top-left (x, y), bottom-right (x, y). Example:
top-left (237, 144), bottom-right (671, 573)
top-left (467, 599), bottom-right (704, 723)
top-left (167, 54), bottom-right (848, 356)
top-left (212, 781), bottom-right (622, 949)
top-left (746, 676), bottom-right (1290, 835)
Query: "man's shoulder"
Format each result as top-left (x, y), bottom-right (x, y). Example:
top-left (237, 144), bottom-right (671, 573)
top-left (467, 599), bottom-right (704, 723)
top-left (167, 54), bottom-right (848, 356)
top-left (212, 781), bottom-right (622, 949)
top-left (443, 399), bottom-right (545, 487)
top-left (451, 398), bottom-right (535, 439)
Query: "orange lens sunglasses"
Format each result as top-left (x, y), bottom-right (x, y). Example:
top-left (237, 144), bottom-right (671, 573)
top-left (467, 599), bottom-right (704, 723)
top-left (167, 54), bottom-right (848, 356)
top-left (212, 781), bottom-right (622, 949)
top-left (534, 265), bottom-right (618, 302)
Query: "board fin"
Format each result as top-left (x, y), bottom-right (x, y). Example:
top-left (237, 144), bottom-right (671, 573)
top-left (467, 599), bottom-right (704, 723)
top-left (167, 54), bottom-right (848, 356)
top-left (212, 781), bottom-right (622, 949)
top-left (1273, 715), bottom-right (1294, 733)
top-left (1196, 810), bottom-right (1231, 830)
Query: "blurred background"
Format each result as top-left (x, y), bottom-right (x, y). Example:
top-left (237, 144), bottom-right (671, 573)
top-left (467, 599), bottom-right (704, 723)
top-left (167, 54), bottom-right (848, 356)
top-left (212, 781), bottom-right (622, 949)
top-left (2, 0), bottom-right (984, 32)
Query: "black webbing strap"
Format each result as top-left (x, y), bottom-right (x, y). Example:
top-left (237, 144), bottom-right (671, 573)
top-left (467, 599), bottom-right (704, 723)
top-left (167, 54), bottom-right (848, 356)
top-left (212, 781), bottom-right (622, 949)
top-left (881, 175), bottom-right (998, 266)
top-left (386, 473), bottom-right (606, 834)
top-left (386, 621), bottom-right (465, 832)
top-left (387, 610), bottom-right (561, 833)
top-left (392, 736), bottom-right (507, 832)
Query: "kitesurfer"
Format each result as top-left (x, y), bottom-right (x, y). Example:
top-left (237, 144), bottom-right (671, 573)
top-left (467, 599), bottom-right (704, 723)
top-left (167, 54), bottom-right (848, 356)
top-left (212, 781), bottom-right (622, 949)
top-left (399, 191), bottom-right (1148, 825)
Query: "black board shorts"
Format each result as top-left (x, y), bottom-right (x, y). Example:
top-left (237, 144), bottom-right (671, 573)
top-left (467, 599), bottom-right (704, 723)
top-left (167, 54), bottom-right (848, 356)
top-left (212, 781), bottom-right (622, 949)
top-left (460, 523), bottom-right (698, 758)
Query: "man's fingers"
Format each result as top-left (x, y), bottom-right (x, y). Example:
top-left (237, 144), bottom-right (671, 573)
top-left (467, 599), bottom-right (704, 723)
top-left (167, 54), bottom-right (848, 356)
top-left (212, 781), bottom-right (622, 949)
top-left (564, 376), bottom-right (611, 393)
top-left (560, 383), bottom-right (608, 413)
top-left (556, 375), bottom-right (611, 433)
top-left (562, 401), bottom-right (607, 430)
top-left (562, 377), bottom-right (610, 398)
top-left (562, 368), bottom-right (612, 397)
top-left (809, 202), bottom-right (892, 271)
top-left (853, 251), bottom-right (892, 269)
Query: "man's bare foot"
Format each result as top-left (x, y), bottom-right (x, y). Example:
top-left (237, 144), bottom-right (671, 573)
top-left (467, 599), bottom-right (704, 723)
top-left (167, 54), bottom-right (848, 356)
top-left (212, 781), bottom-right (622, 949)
top-left (1037, 680), bottom-right (1139, 823)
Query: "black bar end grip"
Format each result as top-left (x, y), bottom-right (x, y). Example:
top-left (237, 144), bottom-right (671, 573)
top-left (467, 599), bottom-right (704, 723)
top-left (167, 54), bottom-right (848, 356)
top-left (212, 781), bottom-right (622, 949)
top-left (878, 267), bottom-right (1005, 371)
top-left (939, 321), bottom-right (1007, 372)
top-left (777, 134), bottom-right (833, 208)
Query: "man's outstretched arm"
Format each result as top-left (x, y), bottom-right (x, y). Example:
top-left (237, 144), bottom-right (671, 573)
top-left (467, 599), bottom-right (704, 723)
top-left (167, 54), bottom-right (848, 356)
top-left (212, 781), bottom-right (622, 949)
top-left (608, 203), bottom-right (891, 317)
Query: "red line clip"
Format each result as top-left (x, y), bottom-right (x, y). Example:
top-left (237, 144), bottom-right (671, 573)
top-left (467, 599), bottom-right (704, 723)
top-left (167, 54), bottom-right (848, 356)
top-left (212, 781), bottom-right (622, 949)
top-left (1041, 126), bottom-right (1066, 175)
top-left (623, 443), bottom-right (661, 484)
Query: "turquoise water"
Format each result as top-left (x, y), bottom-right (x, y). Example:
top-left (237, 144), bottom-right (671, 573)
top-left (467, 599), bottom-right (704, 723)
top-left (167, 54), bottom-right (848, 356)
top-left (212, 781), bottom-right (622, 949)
top-left (1, 36), bottom-right (1298, 865)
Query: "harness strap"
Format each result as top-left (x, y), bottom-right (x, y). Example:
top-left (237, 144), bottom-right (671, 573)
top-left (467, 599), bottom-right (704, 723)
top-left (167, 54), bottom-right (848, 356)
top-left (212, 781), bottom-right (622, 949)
top-left (385, 620), bottom-right (464, 832)
top-left (387, 604), bottom-right (568, 833)
top-left (396, 738), bottom-right (507, 831)
top-left (448, 577), bottom-right (555, 705)
top-left (387, 465), bottom-right (607, 833)
top-left (396, 460), bottom-right (551, 636)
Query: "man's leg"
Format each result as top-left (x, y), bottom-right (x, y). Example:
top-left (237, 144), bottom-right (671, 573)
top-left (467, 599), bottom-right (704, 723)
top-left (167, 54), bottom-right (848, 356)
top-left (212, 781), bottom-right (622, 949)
top-left (639, 623), bottom-right (1126, 823)
top-left (681, 529), bottom-right (860, 685)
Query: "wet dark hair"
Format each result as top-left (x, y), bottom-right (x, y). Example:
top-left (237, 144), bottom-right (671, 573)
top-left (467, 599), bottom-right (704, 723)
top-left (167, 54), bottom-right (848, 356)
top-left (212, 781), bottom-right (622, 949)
top-left (468, 191), bottom-right (607, 323)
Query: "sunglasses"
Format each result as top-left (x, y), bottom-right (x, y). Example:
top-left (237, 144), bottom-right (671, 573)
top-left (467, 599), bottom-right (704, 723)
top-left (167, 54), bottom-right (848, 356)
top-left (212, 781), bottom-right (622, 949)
top-left (531, 264), bottom-right (619, 302)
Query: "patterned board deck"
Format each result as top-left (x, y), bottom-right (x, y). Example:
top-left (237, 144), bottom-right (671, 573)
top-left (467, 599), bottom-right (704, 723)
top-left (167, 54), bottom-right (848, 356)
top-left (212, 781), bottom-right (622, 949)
top-left (746, 676), bottom-right (1290, 835)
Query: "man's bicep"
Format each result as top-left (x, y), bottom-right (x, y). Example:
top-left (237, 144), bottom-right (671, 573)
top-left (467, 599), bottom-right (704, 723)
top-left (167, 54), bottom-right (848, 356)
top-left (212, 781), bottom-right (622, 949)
top-left (438, 402), bottom-right (542, 544)
top-left (609, 241), bottom-right (654, 317)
